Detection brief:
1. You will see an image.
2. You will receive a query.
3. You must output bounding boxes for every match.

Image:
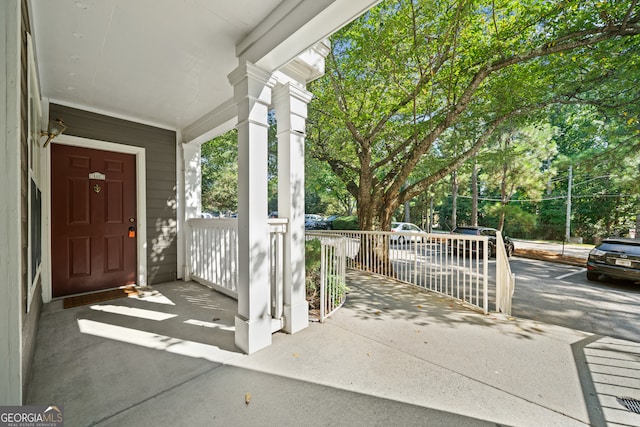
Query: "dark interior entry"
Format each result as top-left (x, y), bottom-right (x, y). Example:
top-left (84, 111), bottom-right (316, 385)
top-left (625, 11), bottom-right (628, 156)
top-left (51, 144), bottom-right (137, 297)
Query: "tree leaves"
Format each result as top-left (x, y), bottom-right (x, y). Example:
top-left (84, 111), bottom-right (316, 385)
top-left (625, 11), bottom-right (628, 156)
top-left (308, 0), bottom-right (640, 230)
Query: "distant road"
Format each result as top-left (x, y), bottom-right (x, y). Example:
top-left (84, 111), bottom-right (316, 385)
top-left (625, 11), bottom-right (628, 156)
top-left (512, 239), bottom-right (592, 260)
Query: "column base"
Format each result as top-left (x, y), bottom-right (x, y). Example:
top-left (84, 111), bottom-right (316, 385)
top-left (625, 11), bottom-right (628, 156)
top-left (235, 314), bottom-right (272, 354)
top-left (284, 300), bottom-right (309, 334)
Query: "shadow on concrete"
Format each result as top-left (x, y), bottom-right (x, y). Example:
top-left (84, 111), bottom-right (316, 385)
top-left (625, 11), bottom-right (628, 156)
top-left (344, 270), bottom-right (547, 341)
top-left (572, 334), bottom-right (640, 427)
top-left (26, 280), bottom-right (501, 426)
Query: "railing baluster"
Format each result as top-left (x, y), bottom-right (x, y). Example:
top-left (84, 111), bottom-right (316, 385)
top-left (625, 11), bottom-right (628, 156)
top-left (306, 230), bottom-right (506, 315)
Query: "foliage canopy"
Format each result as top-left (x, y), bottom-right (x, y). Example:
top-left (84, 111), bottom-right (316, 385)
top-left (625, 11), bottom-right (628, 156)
top-left (308, 0), bottom-right (640, 231)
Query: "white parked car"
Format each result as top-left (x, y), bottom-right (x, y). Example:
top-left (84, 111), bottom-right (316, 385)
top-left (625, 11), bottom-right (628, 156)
top-left (304, 214), bottom-right (324, 230)
top-left (390, 222), bottom-right (425, 244)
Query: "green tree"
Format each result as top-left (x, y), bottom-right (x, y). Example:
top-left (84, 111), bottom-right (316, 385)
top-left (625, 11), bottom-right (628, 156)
top-left (201, 130), bottom-right (238, 214)
top-left (479, 123), bottom-right (557, 231)
top-left (308, 0), bottom-right (640, 233)
top-left (305, 155), bottom-right (355, 215)
top-left (202, 113), bottom-right (279, 215)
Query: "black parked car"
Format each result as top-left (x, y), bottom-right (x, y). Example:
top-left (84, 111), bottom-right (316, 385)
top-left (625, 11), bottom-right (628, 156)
top-left (586, 238), bottom-right (640, 283)
top-left (450, 226), bottom-right (514, 258)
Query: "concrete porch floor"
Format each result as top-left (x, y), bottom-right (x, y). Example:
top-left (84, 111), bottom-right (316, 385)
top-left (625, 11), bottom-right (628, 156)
top-left (26, 273), bottom-right (640, 426)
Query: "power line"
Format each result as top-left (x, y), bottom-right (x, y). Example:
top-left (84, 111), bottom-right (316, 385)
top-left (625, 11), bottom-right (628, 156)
top-left (453, 195), bottom-right (565, 202)
top-left (451, 193), bottom-right (637, 203)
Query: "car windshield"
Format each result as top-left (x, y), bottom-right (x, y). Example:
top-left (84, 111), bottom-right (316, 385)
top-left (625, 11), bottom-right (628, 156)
top-left (599, 242), bottom-right (640, 256)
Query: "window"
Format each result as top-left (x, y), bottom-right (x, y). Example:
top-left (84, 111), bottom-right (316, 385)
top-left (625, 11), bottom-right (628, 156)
top-left (27, 33), bottom-right (43, 311)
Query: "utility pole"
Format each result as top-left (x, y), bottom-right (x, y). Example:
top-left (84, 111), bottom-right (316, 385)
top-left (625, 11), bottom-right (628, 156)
top-left (565, 165), bottom-right (572, 242)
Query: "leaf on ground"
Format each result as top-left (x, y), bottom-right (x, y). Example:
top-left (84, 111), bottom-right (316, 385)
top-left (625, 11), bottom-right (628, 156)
top-left (367, 352), bottom-right (372, 357)
top-left (374, 310), bottom-right (381, 315)
top-left (416, 305), bottom-right (423, 308)
top-left (245, 393), bottom-right (252, 405)
top-left (292, 353), bottom-right (300, 357)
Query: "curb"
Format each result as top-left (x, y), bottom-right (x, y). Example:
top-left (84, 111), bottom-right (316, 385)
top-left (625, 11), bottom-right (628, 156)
top-left (513, 253), bottom-right (586, 268)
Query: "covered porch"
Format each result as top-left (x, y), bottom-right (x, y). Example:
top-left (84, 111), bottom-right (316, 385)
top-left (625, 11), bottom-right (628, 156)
top-left (1, 0), bottom-right (382, 404)
top-left (25, 275), bottom-right (640, 426)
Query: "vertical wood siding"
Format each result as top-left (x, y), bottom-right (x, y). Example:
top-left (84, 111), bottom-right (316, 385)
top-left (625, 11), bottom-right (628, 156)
top-left (49, 104), bottom-right (178, 284)
top-left (21, 0), bottom-right (43, 401)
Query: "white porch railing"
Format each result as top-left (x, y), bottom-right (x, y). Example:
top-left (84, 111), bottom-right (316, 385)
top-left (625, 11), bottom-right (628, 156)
top-left (186, 218), bottom-right (288, 326)
top-left (495, 231), bottom-right (516, 315)
top-left (308, 230), bottom-right (514, 314)
top-left (187, 218), bottom-right (239, 298)
top-left (307, 235), bottom-right (348, 322)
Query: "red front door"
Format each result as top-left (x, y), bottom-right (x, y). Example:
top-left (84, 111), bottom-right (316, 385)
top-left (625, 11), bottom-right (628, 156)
top-left (51, 144), bottom-right (137, 297)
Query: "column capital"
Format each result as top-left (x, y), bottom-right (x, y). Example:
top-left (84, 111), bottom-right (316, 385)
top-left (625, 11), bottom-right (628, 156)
top-left (230, 61), bottom-right (276, 127)
top-left (228, 61), bottom-right (271, 85)
top-left (272, 82), bottom-right (314, 106)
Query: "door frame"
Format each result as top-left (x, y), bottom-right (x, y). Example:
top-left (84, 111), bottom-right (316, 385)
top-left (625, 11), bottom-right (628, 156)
top-left (43, 134), bottom-right (147, 302)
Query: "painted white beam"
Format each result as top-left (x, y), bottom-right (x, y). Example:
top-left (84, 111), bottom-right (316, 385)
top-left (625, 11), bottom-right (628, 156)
top-left (181, 98), bottom-right (237, 146)
top-left (238, 0), bottom-right (381, 73)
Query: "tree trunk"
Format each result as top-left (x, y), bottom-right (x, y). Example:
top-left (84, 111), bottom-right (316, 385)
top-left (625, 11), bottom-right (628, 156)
top-left (471, 159), bottom-right (478, 226)
top-left (425, 191), bottom-right (434, 233)
top-left (404, 200), bottom-right (411, 222)
top-left (451, 171), bottom-right (458, 230)
top-left (498, 134), bottom-right (510, 232)
top-left (636, 196), bottom-right (640, 239)
top-left (355, 179), bottom-right (395, 273)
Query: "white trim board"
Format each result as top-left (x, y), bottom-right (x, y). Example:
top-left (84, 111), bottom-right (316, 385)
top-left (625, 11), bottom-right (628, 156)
top-left (48, 98), bottom-right (177, 132)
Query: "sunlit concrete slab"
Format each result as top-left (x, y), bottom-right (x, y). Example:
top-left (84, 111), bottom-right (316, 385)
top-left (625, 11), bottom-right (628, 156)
top-left (26, 278), bottom-right (640, 426)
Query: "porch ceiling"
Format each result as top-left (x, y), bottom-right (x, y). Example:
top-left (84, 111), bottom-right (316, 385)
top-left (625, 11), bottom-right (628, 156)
top-left (30, 0), bottom-right (380, 135)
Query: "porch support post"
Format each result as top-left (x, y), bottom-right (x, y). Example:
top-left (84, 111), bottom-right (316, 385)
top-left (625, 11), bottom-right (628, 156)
top-left (180, 142), bottom-right (201, 280)
top-left (229, 62), bottom-right (274, 354)
top-left (273, 83), bottom-right (313, 334)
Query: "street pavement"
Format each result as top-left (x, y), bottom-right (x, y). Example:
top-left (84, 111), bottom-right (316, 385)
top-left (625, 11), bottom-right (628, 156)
top-left (510, 257), bottom-right (640, 343)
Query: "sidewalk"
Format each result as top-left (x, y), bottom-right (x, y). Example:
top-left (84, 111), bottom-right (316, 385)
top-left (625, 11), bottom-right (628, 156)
top-left (513, 239), bottom-right (591, 266)
top-left (26, 274), bottom-right (640, 426)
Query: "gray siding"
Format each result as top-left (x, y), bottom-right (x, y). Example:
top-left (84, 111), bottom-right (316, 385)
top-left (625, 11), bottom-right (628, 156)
top-left (21, 0), bottom-right (42, 401)
top-left (49, 104), bottom-right (178, 285)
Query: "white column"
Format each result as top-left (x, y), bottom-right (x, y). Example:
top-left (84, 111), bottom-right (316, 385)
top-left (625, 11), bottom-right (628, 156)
top-left (0, 0), bottom-right (24, 404)
top-left (273, 82), bottom-right (313, 334)
top-left (229, 62), bottom-right (274, 354)
top-left (180, 142), bottom-right (201, 280)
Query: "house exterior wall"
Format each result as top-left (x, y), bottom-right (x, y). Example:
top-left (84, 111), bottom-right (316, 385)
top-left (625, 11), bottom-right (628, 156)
top-left (49, 104), bottom-right (178, 285)
top-left (20, 0), bottom-right (43, 401)
top-left (1, 0), bottom-right (24, 405)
